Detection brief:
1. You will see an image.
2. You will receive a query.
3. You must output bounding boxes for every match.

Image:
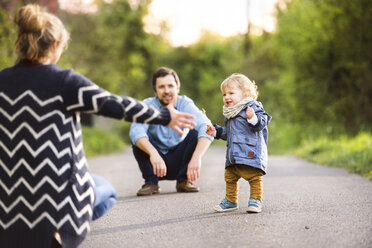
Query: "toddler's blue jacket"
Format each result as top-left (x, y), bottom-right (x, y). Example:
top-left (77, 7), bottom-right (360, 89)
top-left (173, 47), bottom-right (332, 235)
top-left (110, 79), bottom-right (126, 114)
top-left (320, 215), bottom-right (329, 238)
top-left (214, 101), bottom-right (272, 174)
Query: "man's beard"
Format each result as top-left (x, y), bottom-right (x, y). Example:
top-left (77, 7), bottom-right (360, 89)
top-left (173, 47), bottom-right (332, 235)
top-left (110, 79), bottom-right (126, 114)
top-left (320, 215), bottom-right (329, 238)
top-left (159, 94), bottom-right (174, 106)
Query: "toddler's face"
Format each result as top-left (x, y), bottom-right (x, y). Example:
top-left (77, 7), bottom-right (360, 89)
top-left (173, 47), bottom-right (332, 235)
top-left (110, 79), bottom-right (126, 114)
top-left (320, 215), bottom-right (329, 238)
top-left (222, 84), bottom-right (245, 107)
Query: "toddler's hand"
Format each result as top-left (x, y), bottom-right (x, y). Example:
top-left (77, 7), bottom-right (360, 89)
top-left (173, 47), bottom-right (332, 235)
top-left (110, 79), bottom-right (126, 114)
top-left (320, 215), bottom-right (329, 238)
top-left (206, 125), bottom-right (216, 136)
top-left (246, 106), bottom-right (255, 120)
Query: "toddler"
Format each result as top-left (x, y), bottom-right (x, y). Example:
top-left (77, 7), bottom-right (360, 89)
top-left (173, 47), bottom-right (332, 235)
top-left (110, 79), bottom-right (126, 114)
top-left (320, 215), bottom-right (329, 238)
top-left (206, 73), bottom-right (271, 213)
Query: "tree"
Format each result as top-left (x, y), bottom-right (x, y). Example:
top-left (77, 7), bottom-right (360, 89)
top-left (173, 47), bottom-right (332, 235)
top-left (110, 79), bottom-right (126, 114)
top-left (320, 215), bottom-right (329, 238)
top-left (271, 0), bottom-right (372, 128)
top-left (61, 0), bottom-right (163, 99)
top-left (0, 8), bottom-right (15, 69)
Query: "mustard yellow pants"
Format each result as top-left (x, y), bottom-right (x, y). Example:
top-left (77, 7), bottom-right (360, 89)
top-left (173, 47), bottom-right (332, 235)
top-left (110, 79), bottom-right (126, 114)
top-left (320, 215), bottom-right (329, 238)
top-left (225, 164), bottom-right (264, 204)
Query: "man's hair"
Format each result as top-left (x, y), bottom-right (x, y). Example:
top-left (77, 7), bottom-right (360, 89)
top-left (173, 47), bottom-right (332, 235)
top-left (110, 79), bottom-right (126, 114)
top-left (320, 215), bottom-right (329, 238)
top-left (152, 67), bottom-right (180, 92)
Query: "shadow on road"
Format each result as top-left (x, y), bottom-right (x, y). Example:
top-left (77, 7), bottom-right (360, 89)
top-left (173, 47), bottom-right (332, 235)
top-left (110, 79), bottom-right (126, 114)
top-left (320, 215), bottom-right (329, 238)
top-left (89, 211), bottom-right (242, 236)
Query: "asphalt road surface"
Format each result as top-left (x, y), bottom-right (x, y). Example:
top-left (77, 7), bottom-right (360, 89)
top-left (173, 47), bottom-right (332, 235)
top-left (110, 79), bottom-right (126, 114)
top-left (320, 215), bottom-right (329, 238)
top-left (81, 146), bottom-right (372, 248)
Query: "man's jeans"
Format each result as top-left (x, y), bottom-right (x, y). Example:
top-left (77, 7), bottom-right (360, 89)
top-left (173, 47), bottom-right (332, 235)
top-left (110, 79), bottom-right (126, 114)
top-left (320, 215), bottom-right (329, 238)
top-left (92, 174), bottom-right (117, 220)
top-left (132, 130), bottom-right (198, 185)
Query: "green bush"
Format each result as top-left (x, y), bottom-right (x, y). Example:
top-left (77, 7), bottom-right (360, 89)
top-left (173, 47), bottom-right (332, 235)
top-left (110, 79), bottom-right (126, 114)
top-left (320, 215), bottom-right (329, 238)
top-left (296, 132), bottom-right (372, 179)
top-left (266, 119), bottom-right (372, 179)
top-left (82, 126), bottom-right (126, 157)
top-left (267, 119), bottom-right (344, 155)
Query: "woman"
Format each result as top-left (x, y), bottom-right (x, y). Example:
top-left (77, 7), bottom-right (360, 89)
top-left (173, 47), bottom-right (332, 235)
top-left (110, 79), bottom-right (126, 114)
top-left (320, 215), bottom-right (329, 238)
top-left (0, 4), bottom-right (195, 248)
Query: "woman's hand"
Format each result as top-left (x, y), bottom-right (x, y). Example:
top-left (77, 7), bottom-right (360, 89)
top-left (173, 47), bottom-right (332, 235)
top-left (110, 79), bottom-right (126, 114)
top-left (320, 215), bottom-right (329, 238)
top-left (167, 105), bottom-right (196, 135)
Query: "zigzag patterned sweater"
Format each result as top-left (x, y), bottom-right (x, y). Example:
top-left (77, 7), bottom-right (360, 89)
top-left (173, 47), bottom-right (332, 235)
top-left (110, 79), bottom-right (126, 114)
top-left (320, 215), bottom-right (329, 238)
top-left (0, 63), bottom-right (171, 247)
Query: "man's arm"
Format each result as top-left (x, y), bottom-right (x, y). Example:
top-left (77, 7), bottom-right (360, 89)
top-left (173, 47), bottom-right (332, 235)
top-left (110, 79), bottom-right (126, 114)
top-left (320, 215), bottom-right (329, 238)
top-left (177, 97), bottom-right (214, 181)
top-left (187, 137), bottom-right (212, 182)
top-left (135, 137), bottom-right (167, 178)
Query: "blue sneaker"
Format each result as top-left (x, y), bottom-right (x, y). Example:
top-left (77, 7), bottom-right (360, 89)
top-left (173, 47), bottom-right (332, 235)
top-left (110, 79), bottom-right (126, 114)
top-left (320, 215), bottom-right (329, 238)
top-left (213, 198), bottom-right (238, 212)
top-left (246, 198), bottom-right (262, 213)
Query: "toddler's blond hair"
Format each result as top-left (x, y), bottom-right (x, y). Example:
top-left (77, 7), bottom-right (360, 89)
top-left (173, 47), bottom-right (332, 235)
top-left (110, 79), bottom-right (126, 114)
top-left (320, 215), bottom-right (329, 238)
top-left (220, 73), bottom-right (258, 100)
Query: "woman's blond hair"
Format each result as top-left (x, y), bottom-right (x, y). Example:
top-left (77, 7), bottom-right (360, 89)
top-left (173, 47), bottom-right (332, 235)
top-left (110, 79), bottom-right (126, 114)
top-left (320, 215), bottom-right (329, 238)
top-left (220, 73), bottom-right (258, 100)
top-left (14, 4), bottom-right (70, 62)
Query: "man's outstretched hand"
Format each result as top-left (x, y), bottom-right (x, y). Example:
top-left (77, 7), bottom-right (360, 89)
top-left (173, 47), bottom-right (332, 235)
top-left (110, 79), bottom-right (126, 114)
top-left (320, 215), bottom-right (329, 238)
top-left (167, 105), bottom-right (196, 135)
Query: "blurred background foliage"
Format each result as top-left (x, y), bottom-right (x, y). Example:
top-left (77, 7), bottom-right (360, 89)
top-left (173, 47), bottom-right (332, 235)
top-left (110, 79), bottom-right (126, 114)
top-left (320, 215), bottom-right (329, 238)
top-left (1, 0), bottom-right (371, 178)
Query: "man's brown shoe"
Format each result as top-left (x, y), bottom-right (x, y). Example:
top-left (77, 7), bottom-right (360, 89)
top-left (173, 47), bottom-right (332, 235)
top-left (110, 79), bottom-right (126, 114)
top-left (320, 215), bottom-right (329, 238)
top-left (137, 184), bottom-right (160, 196)
top-left (176, 180), bottom-right (200, 193)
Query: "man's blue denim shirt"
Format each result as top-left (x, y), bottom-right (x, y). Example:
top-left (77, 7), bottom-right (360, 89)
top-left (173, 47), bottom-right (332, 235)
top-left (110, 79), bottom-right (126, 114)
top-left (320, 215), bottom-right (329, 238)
top-left (129, 95), bottom-right (214, 154)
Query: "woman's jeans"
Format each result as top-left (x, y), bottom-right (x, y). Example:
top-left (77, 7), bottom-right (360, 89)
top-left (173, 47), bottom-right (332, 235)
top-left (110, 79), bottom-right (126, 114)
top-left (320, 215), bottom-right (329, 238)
top-left (91, 174), bottom-right (117, 220)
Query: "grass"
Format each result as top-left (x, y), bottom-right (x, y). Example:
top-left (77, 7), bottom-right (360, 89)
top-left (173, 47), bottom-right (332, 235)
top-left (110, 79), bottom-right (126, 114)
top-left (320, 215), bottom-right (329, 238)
top-left (295, 132), bottom-right (372, 180)
top-left (268, 119), bottom-right (372, 180)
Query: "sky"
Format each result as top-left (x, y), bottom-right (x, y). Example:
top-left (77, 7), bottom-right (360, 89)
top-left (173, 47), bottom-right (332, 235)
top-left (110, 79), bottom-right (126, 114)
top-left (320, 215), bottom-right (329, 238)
top-left (59, 0), bottom-right (279, 47)
top-left (144, 0), bottom-right (279, 46)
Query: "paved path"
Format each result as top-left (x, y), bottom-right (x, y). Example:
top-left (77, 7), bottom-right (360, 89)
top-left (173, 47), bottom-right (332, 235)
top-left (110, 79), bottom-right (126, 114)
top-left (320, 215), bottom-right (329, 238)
top-left (81, 146), bottom-right (372, 248)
